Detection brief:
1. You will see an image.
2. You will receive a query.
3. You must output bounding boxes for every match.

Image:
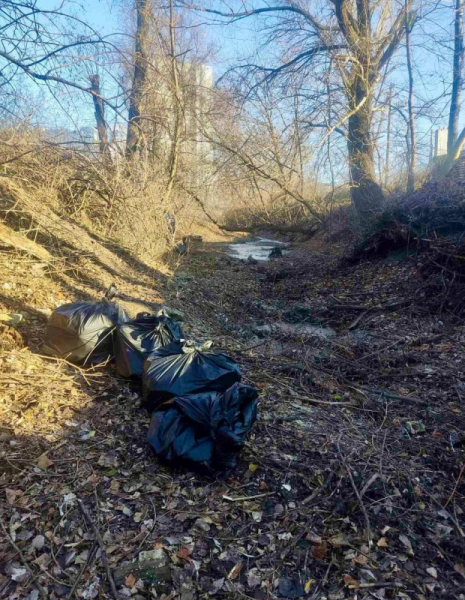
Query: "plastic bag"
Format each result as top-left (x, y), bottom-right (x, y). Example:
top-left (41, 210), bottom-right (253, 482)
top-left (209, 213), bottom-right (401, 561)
top-left (43, 289), bottom-right (129, 365)
top-left (143, 340), bottom-right (241, 411)
top-left (115, 312), bottom-right (183, 378)
top-left (147, 383), bottom-right (259, 472)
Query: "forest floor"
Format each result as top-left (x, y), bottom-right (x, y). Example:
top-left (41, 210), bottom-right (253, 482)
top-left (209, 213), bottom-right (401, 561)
top-left (1, 220), bottom-right (465, 600)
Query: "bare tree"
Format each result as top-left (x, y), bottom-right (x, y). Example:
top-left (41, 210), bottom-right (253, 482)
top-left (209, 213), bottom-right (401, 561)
top-left (384, 85), bottom-right (393, 187)
top-left (189, 0), bottom-right (414, 223)
top-left (448, 0), bottom-right (464, 161)
top-left (126, 0), bottom-right (150, 155)
top-left (89, 75), bottom-right (111, 157)
top-left (405, 2), bottom-right (417, 192)
top-left (163, 0), bottom-right (183, 203)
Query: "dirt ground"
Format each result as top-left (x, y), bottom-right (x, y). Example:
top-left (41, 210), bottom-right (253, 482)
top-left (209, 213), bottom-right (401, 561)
top-left (1, 227), bottom-right (465, 600)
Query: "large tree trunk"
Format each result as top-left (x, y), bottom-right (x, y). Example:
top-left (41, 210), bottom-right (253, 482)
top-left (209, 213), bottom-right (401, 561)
top-left (347, 79), bottom-right (384, 224)
top-left (448, 0), bottom-right (464, 158)
top-left (89, 74), bottom-right (110, 158)
top-left (126, 0), bottom-right (149, 156)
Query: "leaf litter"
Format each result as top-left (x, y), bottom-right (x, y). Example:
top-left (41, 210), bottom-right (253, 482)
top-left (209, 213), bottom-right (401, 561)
top-left (0, 234), bottom-right (465, 599)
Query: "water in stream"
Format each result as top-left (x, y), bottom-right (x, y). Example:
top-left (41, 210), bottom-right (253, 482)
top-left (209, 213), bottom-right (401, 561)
top-left (226, 237), bottom-right (337, 341)
top-left (227, 237), bottom-right (288, 262)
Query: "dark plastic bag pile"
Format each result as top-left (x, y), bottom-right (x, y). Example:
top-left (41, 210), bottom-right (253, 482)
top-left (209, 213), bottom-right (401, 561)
top-left (143, 340), bottom-right (241, 411)
top-left (43, 285), bottom-right (258, 473)
top-left (115, 311), bottom-right (183, 378)
top-left (147, 383), bottom-right (258, 472)
top-left (43, 294), bottom-right (129, 365)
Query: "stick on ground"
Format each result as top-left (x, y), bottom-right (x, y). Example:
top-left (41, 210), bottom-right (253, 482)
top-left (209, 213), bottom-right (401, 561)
top-left (0, 515), bottom-right (48, 600)
top-left (77, 499), bottom-right (119, 599)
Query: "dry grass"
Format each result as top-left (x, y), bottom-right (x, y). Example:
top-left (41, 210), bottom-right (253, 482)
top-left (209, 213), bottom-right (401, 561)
top-left (0, 130), bottom-right (221, 267)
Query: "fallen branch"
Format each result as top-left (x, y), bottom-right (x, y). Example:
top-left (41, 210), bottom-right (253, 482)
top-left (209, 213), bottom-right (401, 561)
top-left (295, 395), bottom-right (360, 408)
top-left (350, 385), bottom-right (427, 405)
top-left (330, 300), bottom-right (411, 312)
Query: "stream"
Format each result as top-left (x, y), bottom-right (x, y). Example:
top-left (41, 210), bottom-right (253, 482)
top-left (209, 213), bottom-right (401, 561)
top-left (225, 236), bottom-right (336, 344)
top-left (227, 237), bottom-right (288, 262)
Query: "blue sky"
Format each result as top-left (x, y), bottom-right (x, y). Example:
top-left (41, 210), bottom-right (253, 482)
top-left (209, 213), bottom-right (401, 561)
top-left (22, 0), bottom-right (460, 177)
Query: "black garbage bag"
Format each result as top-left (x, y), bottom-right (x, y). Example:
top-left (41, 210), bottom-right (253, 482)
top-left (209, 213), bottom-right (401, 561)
top-left (43, 287), bottom-right (129, 365)
top-left (147, 383), bottom-right (259, 472)
top-left (143, 340), bottom-right (241, 411)
top-left (115, 311), bottom-right (183, 378)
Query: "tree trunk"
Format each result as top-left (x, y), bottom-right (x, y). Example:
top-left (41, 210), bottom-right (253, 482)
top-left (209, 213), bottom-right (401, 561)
top-left (405, 1), bottom-right (416, 193)
top-left (89, 74), bottom-right (110, 158)
top-left (163, 0), bottom-right (182, 204)
top-left (347, 78), bottom-right (384, 224)
top-left (448, 0), bottom-right (464, 158)
top-left (126, 0), bottom-right (149, 156)
top-left (384, 85), bottom-right (393, 187)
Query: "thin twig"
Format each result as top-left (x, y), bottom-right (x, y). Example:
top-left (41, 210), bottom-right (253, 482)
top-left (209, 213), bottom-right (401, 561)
top-left (337, 442), bottom-right (373, 548)
top-left (294, 396), bottom-right (360, 408)
top-left (77, 499), bottom-right (119, 599)
top-left (302, 472), bottom-right (335, 505)
top-left (223, 492), bottom-right (275, 502)
top-left (348, 581), bottom-right (405, 589)
top-left (0, 515), bottom-right (48, 599)
top-left (444, 459), bottom-right (465, 508)
top-left (67, 542), bottom-right (98, 599)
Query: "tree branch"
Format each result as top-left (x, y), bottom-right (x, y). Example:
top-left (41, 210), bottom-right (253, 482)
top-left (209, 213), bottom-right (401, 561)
top-left (375, 9), bottom-right (410, 70)
top-left (0, 49), bottom-right (126, 120)
top-left (178, 2), bottom-right (331, 31)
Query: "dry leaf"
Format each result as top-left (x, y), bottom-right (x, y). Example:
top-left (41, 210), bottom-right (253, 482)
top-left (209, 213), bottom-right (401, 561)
top-left (377, 537), bottom-right (388, 548)
top-left (426, 567), bottom-right (437, 579)
top-left (399, 534), bottom-right (414, 556)
top-left (454, 563), bottom-right (465, 579)
top-left (311, 541), bottom-right (328, 560)
top-left (343, 574), bottom-right (359, 587)
top-left (31, 535), bottom-right (45, 550)
top-left (329, 533), bottom-right (349, 547)
top-left (5, 489), bottom-right (21, 505)
top-left (304, 578), bottom-right (314, 593)
top-left (228, 562), bottom-right (243, 580)
top-left (306, 531), bottom-right (322, 544)
top-left (247, 569), bottom-right (261, 588)
top-left (177, 547), bottom-right (192, 561)
top-left (125, 573), bottom-right (136, 587)
top-left (37, 453), bottom-right (53, 470)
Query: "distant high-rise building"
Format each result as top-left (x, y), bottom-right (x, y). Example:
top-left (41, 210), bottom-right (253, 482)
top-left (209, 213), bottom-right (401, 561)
top-left (433, 128), bottom-right (448, 158)
top-left (40, 126), bottom-right (98, 151)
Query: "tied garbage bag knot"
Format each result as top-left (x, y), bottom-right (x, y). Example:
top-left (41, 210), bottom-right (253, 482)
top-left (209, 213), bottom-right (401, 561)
top-left (142, 339), bottom-right (241, 411)
top-left (115, 309), bottom-right (184, 379)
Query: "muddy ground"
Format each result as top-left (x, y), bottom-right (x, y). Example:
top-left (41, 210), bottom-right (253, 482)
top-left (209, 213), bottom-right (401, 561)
top-left (1, 231), bottom-right (465, 600)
